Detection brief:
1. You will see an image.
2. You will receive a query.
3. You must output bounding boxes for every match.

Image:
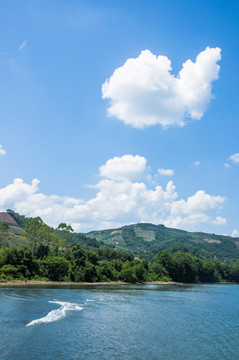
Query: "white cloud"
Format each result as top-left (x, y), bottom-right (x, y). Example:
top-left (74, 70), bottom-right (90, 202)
top-left (232, 230), bottom-right (239, 237)
top-left (229, 153), bottom-right (239, 163)
top-left (164, 190), bottom-right (226, 228)
top-left (99, 154), bottom-right (146, 180)
top-left (0, 155), bottom-right (226, 233)
top-left (102, 47), bottom-right (221, 129)
top-left (212, 216), bottom-right (227, 225)
top-left (19, 40), bottom-right (27, 51)
top-left (0, 178), bottom-right (39, 207)
top-left (193, 161), bottom-right (200, 166)
top-left (224, 163), bottom-right (230, 168)
top-left (0, 145), bottom-right (6, 155)
top-left (157, 168), bottom-right (174, 176)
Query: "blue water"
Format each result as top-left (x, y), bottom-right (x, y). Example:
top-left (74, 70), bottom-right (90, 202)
top-left (0, 284), bottom-right (239, 360)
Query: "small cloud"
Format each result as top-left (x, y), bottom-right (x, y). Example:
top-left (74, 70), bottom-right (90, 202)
top-left (157, 168), bottom-right (174, 176)
top-left (212, 216), bottom-right (227, 225)
top-left (193, 161), bottom-right (200, 167)
top-left (0, 145), bottom-right (6, 156)
top-left (229, 153), bottom-right (239, 164)
top-left (232, 229), bottom-right (239, 237)
top-left (19, 40), bottom-right (27, 51)
top-left (99, 154), bottom-right (147, 180)
top-left (224, 163), bottom-right (230, 168)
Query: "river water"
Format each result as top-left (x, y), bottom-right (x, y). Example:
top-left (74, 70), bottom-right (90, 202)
top-left (0, 284), bottom-right (239, 359)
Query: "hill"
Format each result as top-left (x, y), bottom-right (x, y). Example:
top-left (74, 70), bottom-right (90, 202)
top-left (1, 210), bottom-right (239, 262)
top-left (86, 223), bottom-right (239, 261)
top-left (0, 211), bottom-right (103, 251)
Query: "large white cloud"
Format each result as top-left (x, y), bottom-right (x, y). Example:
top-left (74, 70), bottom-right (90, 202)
top-left (102, 47), bottom-right (221, 128)
top-left (0, 155), bottom-right (226, 233)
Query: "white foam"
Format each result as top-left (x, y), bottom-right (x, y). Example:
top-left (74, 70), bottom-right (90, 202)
top-left (26, 301), bottom-right (83, 327)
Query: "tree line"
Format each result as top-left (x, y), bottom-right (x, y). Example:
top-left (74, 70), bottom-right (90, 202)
top-left (1, 244), bottom-right (239, 284)
top-left (1, 216), bottom-right (239, 283)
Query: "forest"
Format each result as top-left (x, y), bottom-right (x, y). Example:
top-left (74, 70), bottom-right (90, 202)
top-left (1, 213), bottom-right (239, 284)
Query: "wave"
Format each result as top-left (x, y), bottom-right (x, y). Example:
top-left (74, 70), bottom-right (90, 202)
top-left (26, 301), bottom-right (83, 327)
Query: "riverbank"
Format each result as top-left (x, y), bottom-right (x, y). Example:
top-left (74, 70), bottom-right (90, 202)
top-left (0, 280), bottom-right (181, 287)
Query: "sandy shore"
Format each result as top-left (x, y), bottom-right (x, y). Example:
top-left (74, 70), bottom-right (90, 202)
top-left (0, 280), bottom-right (181, 287)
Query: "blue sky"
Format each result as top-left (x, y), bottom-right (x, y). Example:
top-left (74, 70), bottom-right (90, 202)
top-left (0, 0), bottom-right (239, 235)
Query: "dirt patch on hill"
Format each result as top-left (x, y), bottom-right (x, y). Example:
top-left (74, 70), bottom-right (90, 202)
top-left (203, 237), bottom-right (221, 244)
top-left (0, 212), bottom-right (17, 225)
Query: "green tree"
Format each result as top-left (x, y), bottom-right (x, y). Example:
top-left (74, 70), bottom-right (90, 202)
top-left (150, 262), bottom-right (169, 280)
top-left (72, 244), bottom-right (87, 267)
top-left (24, 217), bottom-right (64, 253)
top-left (171, 252), bottom-right (197, 283)
top-left (84, 261), bottom-right (97, 282)
top-left (39, 256), bottom-right (70, 281)
top-left (96, 260), bottom-right (117, 281)
top-left (133, 260), bottom-right (147, 282)
top-left (57, 223), bottom-right (74, 233)
top-left (120, 262), bottom-right (137, 283)
top-left (0, 264), bottom-right (19, 279)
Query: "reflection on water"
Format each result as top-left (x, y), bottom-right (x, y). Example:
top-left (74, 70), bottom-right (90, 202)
top-left (1, 284), bottom-right (239, 360)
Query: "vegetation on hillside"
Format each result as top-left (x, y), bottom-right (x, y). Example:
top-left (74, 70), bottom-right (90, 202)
top-left (87, 223), bottom-right (239, 261)
top-left (0, 212), bottom-right (103, 250)
top-left (0, 213), bottom-right (239, 284)
top-left (6, 209), bottom-right (28, 228)
top-left (1, 211), bottom-right (239, 284)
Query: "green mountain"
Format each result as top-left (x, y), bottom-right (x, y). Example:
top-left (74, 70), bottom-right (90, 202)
top-left (86, 223), bottom-right (239, 261)
top-left (0, 210), bottom-right (103, 251)
top-left (2, 210), bottom-right (239, 262)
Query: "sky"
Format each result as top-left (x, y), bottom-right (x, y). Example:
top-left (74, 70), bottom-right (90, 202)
top-left (0, 0), bottom-right (239, 235)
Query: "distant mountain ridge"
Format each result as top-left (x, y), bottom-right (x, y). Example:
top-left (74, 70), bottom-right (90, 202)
top-left (86, 223), bottom-right (239, 261)
top-left (1, 211), bottom-right (239, 262)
